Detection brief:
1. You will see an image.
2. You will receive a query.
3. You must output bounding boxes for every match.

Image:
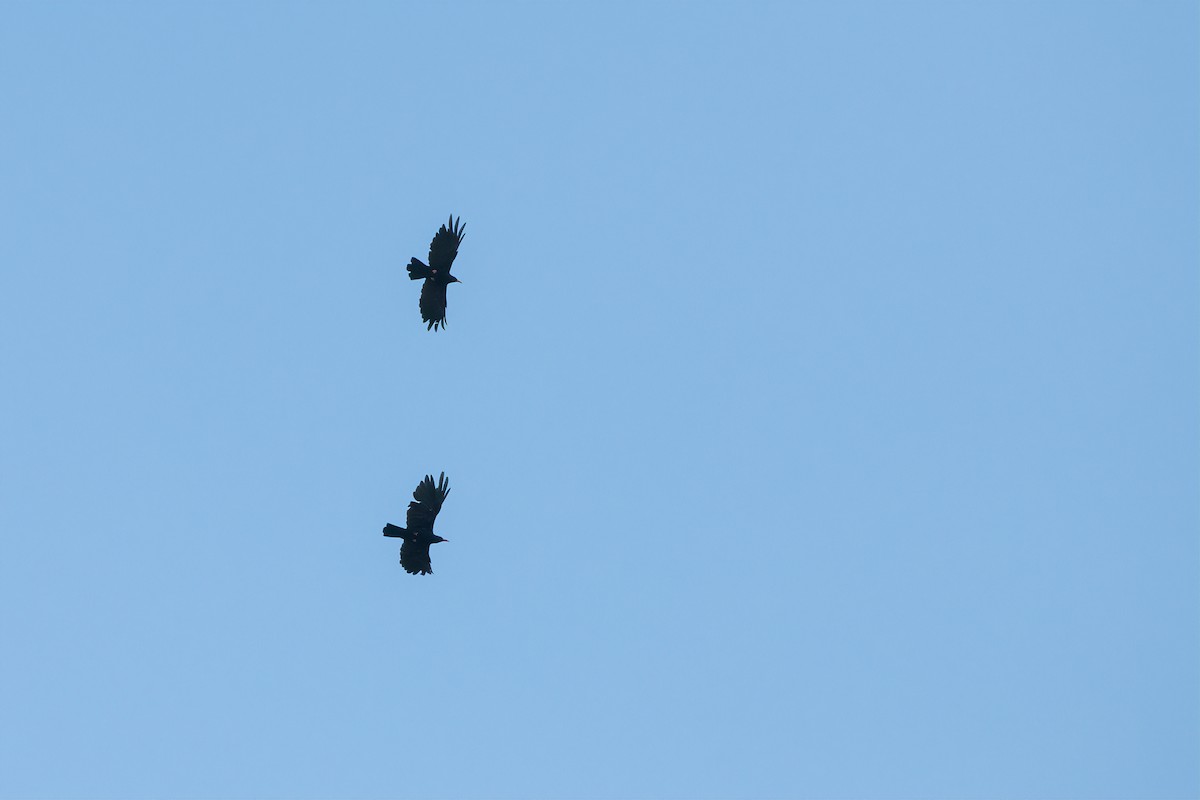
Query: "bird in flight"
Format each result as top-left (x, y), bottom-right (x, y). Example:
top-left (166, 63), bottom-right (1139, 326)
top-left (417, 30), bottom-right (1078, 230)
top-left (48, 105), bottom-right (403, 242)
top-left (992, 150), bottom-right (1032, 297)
top-left (407, 215), bottom-right (465, 330)
top-left (382, 472), bottom-right (452, 575)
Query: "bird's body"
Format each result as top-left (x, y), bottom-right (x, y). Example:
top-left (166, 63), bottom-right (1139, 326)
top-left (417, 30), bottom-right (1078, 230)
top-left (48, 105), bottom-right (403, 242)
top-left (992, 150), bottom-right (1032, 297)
top-left (382, 472), bottom-right (451, 575)
top-left (407, 215), bottom-right (465, 330)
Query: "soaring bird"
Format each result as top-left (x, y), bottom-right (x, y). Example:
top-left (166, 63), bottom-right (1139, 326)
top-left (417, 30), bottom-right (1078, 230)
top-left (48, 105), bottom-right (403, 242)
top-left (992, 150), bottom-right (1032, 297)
top-left (407, 215), bottom-right (465, 331)
top-left (382, 472), bottom-right (451, 575)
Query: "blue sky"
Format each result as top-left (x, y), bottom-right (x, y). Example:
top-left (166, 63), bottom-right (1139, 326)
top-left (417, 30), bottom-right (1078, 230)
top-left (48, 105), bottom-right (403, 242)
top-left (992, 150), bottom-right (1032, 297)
top-left (0, 2), bottom-right (1196, 798)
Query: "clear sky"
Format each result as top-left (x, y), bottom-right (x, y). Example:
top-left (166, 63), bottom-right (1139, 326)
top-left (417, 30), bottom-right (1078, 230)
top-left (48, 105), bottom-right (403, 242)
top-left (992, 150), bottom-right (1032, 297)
top-left (0, 2), bottom-right (1196, 798)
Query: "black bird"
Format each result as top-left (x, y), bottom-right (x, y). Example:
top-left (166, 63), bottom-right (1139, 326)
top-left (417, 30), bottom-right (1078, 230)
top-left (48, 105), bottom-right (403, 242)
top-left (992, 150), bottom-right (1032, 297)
top-left (382, 472), bottom-right (451, 575)
top-left (407, 215), bottom-right (465, 331)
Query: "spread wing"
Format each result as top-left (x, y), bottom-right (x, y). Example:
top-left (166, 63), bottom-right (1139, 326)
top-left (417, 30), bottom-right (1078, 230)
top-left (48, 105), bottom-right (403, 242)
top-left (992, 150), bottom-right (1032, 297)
top-left (419, 280), bottom-right (448, 331)
top-left (400, 539), bottom-right (434, 575)
top-left (427, 214), bottom-right (465, 273)
top-left (406, 472), bottom-right (450, 531)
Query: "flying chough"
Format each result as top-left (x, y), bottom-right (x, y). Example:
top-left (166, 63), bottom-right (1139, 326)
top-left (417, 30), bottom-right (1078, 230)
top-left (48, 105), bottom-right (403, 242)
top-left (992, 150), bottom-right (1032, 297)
top-left (406, 215), bottom-right (465, 331)
top-left (382, 472), bottom-right (451, 575)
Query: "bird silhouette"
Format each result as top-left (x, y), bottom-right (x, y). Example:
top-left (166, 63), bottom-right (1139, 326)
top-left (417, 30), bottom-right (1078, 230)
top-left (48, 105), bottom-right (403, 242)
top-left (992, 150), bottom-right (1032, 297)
top-left (407, 215), bottom-right (465, 330)
top-left (382, 472), bottom-right (451, 575)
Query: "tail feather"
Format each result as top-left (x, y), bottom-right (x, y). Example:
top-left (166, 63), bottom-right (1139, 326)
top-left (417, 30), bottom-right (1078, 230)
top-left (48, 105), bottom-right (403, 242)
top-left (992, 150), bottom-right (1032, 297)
top-left (382, 524), bottom-right (406, 538)
top-left (407, 258), bottom-right (431, 280)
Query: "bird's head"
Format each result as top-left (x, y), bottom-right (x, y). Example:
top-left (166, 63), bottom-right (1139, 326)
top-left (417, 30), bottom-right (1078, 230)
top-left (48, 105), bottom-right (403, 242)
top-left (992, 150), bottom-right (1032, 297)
top-left (432, 535), bottom-right (449, 544)
top-left (450, 276), bottom-right (462, 284)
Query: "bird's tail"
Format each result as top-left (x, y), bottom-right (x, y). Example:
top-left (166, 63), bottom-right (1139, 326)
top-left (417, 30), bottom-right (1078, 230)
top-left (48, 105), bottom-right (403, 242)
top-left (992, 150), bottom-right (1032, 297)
top-left (382, 524), bottom-right (407, 538)
top-left (407, 258), bottom-right (431, 280)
